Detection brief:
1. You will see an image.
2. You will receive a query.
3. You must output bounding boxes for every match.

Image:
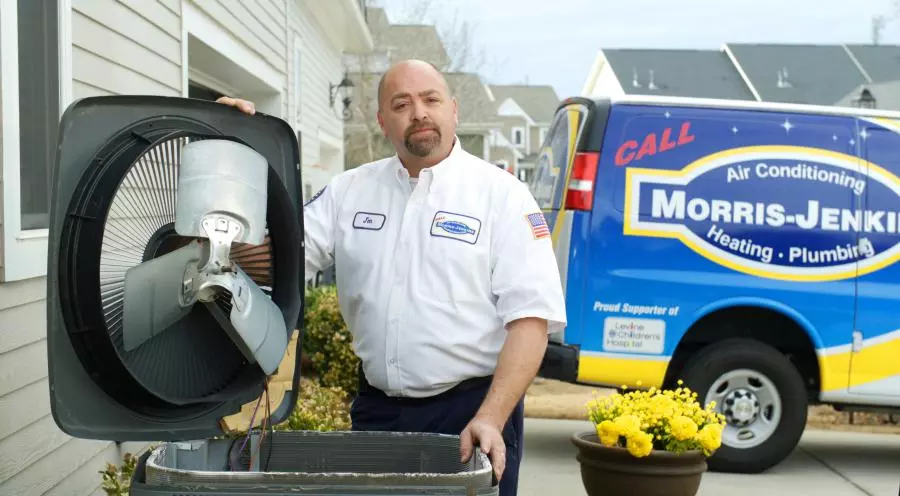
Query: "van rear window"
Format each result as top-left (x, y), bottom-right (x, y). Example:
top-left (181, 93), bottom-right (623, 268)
top-left (530, 103), bottom-right (589, 210)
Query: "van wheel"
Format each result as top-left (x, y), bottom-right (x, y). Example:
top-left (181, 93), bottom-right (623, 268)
top-left (679, 338), bottom-right (807, 473)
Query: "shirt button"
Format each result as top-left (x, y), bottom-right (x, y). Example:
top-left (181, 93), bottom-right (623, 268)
top-left (389, 358), bottom-right (397, 365)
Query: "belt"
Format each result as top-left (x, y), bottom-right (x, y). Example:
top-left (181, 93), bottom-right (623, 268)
top-left (357, 364), bottom-right (493, 403)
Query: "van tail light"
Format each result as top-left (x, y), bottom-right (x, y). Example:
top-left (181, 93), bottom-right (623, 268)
top-left (565, 152), bottom-right (599, 211)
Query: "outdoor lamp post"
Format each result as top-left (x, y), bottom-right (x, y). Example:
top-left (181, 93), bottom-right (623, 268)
top-left (330, 72), bottom-right (354, 121)
top-left (853, 88), bottom-right (877, 109)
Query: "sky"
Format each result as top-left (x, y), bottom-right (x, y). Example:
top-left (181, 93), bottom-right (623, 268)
top-left (376, 0), bottom-right (900, 99)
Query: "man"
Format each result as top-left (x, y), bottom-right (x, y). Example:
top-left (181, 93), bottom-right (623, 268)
top-left (217, 59), bottom-right (566, 495)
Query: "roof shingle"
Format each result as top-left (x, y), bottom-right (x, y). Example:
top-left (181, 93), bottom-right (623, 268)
top-left (489, 85), bottom-right (560, 123)
top-left (844, 44), bottom-right (900, 83)
top-left (725, 43), bottom-right (868, 105)
top-left (601, 48), bottom-right (755, 101)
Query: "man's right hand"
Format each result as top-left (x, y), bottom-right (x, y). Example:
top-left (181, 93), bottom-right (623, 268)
top-left (215, 96), bottom-right (256, 115)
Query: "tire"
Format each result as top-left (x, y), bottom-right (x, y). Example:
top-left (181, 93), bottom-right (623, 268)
top-left (679, 338), bottom-right (808, 473)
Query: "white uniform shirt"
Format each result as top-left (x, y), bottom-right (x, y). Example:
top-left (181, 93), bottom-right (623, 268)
top-left (303, 138), bottom-right (567, 397)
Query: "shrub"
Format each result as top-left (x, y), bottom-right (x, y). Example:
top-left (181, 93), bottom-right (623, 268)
top-left (302, 285), bottom-right (359, 396)
top-left (99, 452), bottom-right (136, 496)
top-left (275, 377), bottom-right (352, 431)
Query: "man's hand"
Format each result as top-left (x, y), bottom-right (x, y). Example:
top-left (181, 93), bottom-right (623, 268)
top-left (460, 415), bottom-right (506, 482)
top-left (215, 96), bottom-right (256, 115)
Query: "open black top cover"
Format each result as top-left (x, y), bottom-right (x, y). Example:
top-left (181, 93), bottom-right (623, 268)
top-left (46, 95), bottom-right (304, 441)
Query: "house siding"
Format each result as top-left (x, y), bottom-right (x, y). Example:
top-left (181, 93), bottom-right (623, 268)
top-left (288, 1), bottom-right (348, 197)
top-left (529, 126), bottom-right (545, 154)
top-left (497, 116), bottom-right (528, 151)
top-left (489, 146), bottom-right (517, 169)
top-left (0, 0), bottom-right (183, 492)
top-left (193, 0), bottom-right (289, 117)
top-left (0, 0), bottom-right (363, 494)
top-left (587, 62), bottom-right (625, 98)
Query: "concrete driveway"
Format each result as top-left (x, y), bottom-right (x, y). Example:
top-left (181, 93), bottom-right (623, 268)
top-left (519, 418), bottom-right (900, 496)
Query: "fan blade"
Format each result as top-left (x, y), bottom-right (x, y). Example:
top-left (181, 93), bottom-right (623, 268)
top-left (228, 264), bottom-right (288, 375)
top-left (122, 240), bottom-right (206, 352)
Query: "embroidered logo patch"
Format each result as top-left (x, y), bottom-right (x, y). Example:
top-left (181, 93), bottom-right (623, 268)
top-left (527, 212), bottom-right (551, 239)
top-left (430, 211), bottom-right (481, 244)
top-left (353, 212), bottom-right (386, 230)
top-left (304, 185), bottom-right (326, 207)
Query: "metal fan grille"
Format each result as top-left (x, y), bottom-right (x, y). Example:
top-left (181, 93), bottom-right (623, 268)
top-left (99, 135), bottom-right (275, 402)
top-left (101, 137), bottom-right (186, 334)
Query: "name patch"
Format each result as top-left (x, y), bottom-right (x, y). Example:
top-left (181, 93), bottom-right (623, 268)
top-left (353, 212), bottom-right (386, 230)
top-left (430, 211), bottom-right (481, 244)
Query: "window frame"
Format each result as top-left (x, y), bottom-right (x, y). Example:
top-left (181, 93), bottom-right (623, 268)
top-left (512, 126), bottom-right (525, 146)
top-left (0, 0), bottom-right (72, 282)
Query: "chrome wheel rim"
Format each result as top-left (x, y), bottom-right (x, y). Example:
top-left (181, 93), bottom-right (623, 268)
top-left (705, 369), bottom-right (781, 449)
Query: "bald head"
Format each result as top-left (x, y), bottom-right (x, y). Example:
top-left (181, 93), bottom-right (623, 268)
top-left (377, 59), bottom-right (450, 111)
top-left (375, 59), bottom-right (459, 168)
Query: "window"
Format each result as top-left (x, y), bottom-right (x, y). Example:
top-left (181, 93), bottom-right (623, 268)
top-left (2, 0), bottom-right (68, 281)
top-left (18, 0), bottom-right (58, 231)
top-left (188, 80), bottom-right (224, 101)
top-left (530, 103), bottom-right (589, 210)
top-left (512, 127), bottom-right (524, 146)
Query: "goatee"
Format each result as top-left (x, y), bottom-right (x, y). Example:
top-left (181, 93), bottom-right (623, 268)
top-left (405, 128), bottom-right (441, 157)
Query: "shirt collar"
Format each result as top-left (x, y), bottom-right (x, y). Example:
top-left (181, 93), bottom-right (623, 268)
top-left (391, 136), bottom-right (463, 190)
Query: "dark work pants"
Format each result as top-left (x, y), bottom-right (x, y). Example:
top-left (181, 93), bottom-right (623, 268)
top-left (350, 374), bottom-right (525, 496)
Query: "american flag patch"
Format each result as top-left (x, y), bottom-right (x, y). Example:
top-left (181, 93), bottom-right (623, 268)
top-left (527, 212), bottom-right (550, 239)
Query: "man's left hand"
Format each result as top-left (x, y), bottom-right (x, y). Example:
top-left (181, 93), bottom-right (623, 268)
top-left (460, 415), bottom-right (506, 482)
top-left (215, 96), bottom-right (256, 115)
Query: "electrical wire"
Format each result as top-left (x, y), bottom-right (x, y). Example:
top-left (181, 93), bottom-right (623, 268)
top-left (231, 389), bottom-right (265, 471)
top-left (265, 381), bottom-right (274, 472)
top-left (249, 379), bottom-right (274, 471)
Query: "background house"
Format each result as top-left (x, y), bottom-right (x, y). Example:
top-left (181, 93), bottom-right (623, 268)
top-left (0, 1), bottom-right (372, 494)
top-left (582, 43), bottom-right (900, 110)
top-left (489, 84), bottom-right (560, 182)
top-left (343, 6), bottom-right (557, 180)
top-left (343, 7), bottom-right (504, 169)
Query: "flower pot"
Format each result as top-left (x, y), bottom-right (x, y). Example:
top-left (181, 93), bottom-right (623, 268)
top-left (571, 431), bottom-right (707, 496)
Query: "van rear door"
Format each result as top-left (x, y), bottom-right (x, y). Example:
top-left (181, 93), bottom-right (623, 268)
top-left (530, 100), bottom-right (593, 233)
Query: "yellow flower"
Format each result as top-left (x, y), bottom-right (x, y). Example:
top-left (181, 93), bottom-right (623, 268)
top-left (696, 423), bottom-right (723, 452)
top-left (670, 415), bottom-right (698, 441)
top-left (613, 414), bottom-right (642, 437)
top-left (626, 431), bottom-right (654, 458)
top-left (596, 420), bottom-right (619, 447)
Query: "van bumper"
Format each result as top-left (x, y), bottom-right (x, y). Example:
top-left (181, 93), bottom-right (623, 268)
top-left (539, 342), bottom-right (579, 383)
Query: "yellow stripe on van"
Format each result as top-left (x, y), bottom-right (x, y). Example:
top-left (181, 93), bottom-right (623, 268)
top-left (819, 333), bottom-right (900, 392)
top-left (818, 351), bottom-right (852, 392)
top-left (550, 105), bottom-right (587, 243)
top-left (578, 334), bottom-right (900, 394)
top-left (577, 354), bottom-right (669, 389)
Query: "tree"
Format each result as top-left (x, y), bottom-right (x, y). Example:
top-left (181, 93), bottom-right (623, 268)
top-left (343, 0), bottom-right (499, 168)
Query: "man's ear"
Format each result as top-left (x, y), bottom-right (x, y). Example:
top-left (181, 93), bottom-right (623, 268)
top-left (452, 97), bottom-right (459, 125)
top-left (376, 111), bottom-right (386, 136)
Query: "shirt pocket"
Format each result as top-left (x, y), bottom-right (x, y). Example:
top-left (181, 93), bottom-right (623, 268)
top-left (418, 210), bottom-right (489, 302)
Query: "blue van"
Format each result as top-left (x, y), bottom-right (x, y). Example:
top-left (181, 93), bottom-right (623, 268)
top-left (531, 95), bottom-right (900, 473)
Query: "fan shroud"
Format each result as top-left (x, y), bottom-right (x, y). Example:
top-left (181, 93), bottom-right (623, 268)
top-left (58, 118), bottom-right (284, 419)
